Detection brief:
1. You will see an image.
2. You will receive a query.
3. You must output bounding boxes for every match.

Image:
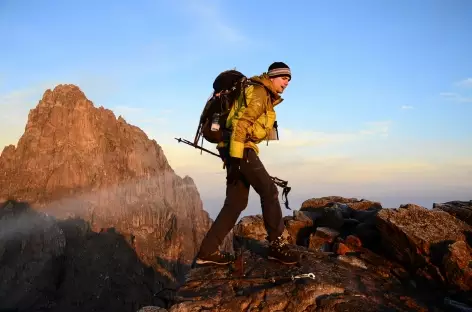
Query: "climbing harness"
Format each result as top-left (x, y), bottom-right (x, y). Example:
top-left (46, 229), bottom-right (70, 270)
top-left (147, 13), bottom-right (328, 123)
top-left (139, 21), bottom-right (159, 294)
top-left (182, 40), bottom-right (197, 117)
top-left (175, 137), bottom-right (292, 209)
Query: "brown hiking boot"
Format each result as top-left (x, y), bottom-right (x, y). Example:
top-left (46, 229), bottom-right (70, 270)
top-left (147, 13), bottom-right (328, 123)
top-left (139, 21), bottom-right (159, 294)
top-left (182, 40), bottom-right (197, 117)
top-left (268, 235), bottom-right (299, 264)
top-left (196, 250), bottom-right (235, 265)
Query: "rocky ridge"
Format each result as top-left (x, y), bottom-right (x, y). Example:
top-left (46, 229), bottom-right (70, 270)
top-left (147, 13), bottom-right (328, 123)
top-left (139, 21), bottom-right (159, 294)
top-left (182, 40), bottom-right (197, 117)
top-left (0, 84), bottom-right (226, 311)
top-left (166, 197), bottom-right (472, 312)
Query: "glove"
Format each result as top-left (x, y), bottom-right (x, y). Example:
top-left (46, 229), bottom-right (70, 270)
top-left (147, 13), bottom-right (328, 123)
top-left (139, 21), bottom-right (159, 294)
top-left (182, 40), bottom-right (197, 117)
top-left (226, 157), bottom-right (242, 184)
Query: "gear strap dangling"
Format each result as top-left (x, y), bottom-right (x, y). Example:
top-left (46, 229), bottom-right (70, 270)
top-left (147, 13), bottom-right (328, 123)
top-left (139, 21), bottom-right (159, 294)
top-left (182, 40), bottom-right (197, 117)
top-left (271, 176), bottom-right (292, 210)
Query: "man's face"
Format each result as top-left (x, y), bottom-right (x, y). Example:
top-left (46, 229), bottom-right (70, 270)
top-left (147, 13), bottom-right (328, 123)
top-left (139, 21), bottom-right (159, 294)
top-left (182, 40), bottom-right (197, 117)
top-left (270, 76), bottom-right (291, 94)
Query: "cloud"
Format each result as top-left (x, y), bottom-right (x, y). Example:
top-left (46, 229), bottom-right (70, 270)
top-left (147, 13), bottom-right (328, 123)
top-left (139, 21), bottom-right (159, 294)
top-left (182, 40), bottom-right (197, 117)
top-left (267, 120), bottom-right (391, 150)
top-left (160, 120), bottom-right (394, 186)
top-left (439, 92), bottom-right (472, 103)
top-left (283, 156), bottom-right (467, 188)
top-left (171, 0), bottom-right (259, 50)
top-left (271, 129), bottom-right (355, 148)
top-left (360, 121), bottom-right (391, 136)
top-left (456, 77), bottom-right (472, 88)
top-left (105, 0), bottom-right (251, 79)
top-left (440, 78), bottom-right (472, 103)
top-left (180, 0), bottom-right (246, 45)
top-left (156, 120), bottom-right (395, 179)
top-left (273, 121), bottom-right (391, 148)
top-left (271, 157), bottom-right (472, 209)
top-left (188, 3), bottom-right (245, 44)
top-left (401, 105), bottom-right (414, 110)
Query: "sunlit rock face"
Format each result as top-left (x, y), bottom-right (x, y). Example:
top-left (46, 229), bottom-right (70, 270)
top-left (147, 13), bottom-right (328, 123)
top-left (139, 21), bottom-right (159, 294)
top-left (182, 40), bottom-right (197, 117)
top-left (0, 84), bottom-right (217, 301)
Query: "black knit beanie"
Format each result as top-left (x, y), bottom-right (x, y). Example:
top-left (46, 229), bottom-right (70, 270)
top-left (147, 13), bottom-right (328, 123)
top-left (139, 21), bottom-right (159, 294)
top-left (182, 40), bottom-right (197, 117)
top-left (268, 62), bottom-right (291, 80)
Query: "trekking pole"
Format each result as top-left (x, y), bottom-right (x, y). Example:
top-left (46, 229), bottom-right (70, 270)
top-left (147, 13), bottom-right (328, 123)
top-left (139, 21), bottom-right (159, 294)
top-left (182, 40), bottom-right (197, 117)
top-left (175, 137), bottom-right (221, 157)
top-left (175, 137), bottom-right (292, 210)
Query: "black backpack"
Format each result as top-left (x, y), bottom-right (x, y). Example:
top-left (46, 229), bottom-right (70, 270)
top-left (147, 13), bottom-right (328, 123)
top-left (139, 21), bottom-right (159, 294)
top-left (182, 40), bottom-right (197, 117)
top-left (193, 69), bottom-right (252, 145)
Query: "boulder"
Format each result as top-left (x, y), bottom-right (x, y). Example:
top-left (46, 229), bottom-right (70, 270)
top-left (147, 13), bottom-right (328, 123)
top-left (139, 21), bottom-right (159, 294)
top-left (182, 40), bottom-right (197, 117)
top-left (300, 196), bottom-right (382, 214)
top-left (308, 227), bottom-right (340, 252)
top-left (301, 204), bottom-right (345, 230)
top-left (285, 211), bottom-right (314, 245)
top-left (376, 203), bottom-right (472, 294)
top-left (442, 241), bottom-right (472, 292)
top-left (232, 215), bottom-right (292, 256)
top-left (433, 200), bottom-right (472, 226)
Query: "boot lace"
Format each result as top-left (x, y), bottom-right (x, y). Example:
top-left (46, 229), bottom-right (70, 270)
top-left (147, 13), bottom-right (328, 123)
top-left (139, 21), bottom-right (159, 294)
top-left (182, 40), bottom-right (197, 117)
top-left (271, 236), bottom-right (292, 255)
top-left (211, 250), bottom-right (233, 260)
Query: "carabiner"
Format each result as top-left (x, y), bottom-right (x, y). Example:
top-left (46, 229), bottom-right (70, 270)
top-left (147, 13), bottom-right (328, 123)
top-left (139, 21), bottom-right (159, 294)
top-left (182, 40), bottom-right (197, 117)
top-left (292, 273), bottom-right (315, 280)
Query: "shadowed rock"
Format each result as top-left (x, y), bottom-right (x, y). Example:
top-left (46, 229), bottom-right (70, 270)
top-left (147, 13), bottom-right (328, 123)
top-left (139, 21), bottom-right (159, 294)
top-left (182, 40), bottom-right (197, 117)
top-left (0, 200), bottom-right (170, 312)
top-left (433, 200), bottom-right (472, 226)
top-left (376, 203), bottom-right (472, 296)
top-left (0, 200), bottom-right (66, 311)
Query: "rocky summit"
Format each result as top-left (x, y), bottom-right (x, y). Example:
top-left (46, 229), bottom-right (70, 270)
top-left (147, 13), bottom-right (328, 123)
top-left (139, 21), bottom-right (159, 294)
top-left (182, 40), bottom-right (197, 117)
top-left (1, 85), bottom-right (471, 312)
top-left (165, 197), bottom-right (472, 312)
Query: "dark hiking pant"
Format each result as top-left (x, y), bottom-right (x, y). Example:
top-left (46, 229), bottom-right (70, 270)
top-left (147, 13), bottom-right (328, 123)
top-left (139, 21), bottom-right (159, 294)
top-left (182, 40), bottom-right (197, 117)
top-left (197, 147), bottom-right (285, 257)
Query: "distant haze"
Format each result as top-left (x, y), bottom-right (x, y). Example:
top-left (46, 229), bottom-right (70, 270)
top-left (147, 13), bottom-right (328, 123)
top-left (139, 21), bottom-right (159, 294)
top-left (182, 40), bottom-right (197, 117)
top-left (180, 164), bottom-right (471, 220)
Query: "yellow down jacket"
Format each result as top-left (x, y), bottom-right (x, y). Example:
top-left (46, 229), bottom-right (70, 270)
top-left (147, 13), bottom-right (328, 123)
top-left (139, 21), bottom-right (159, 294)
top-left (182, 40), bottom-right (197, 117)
top-left (218, 73), bottom-right (284, 159)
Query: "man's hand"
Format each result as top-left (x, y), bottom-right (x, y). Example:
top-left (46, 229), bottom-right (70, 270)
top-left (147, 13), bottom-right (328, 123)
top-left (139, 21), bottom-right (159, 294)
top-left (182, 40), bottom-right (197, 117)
top-left (227, 157), bottom-right (242, 184)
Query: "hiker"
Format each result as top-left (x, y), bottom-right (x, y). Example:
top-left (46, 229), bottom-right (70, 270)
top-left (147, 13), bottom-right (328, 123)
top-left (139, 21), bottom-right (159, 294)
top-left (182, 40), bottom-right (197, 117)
top-left (195, 62), bottom-right (300, 265)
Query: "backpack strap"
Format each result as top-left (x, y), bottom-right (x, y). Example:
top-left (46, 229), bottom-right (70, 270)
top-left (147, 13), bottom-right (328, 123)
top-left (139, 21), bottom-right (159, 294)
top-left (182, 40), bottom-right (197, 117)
top-left (244, 79), bottom-right (275, 113)
top-left (241, 79), bottom-right (267, 108)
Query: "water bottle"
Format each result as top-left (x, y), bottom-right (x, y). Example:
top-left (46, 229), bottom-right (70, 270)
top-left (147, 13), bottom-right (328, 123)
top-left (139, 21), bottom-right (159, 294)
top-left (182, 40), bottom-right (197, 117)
top-left (211, 113), bottom-right (220, 131)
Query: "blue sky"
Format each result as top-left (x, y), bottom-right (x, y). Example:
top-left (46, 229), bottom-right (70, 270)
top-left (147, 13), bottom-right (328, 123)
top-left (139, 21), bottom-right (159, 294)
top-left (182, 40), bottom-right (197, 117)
top-left (1, 0), bottom-right (471, 218)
